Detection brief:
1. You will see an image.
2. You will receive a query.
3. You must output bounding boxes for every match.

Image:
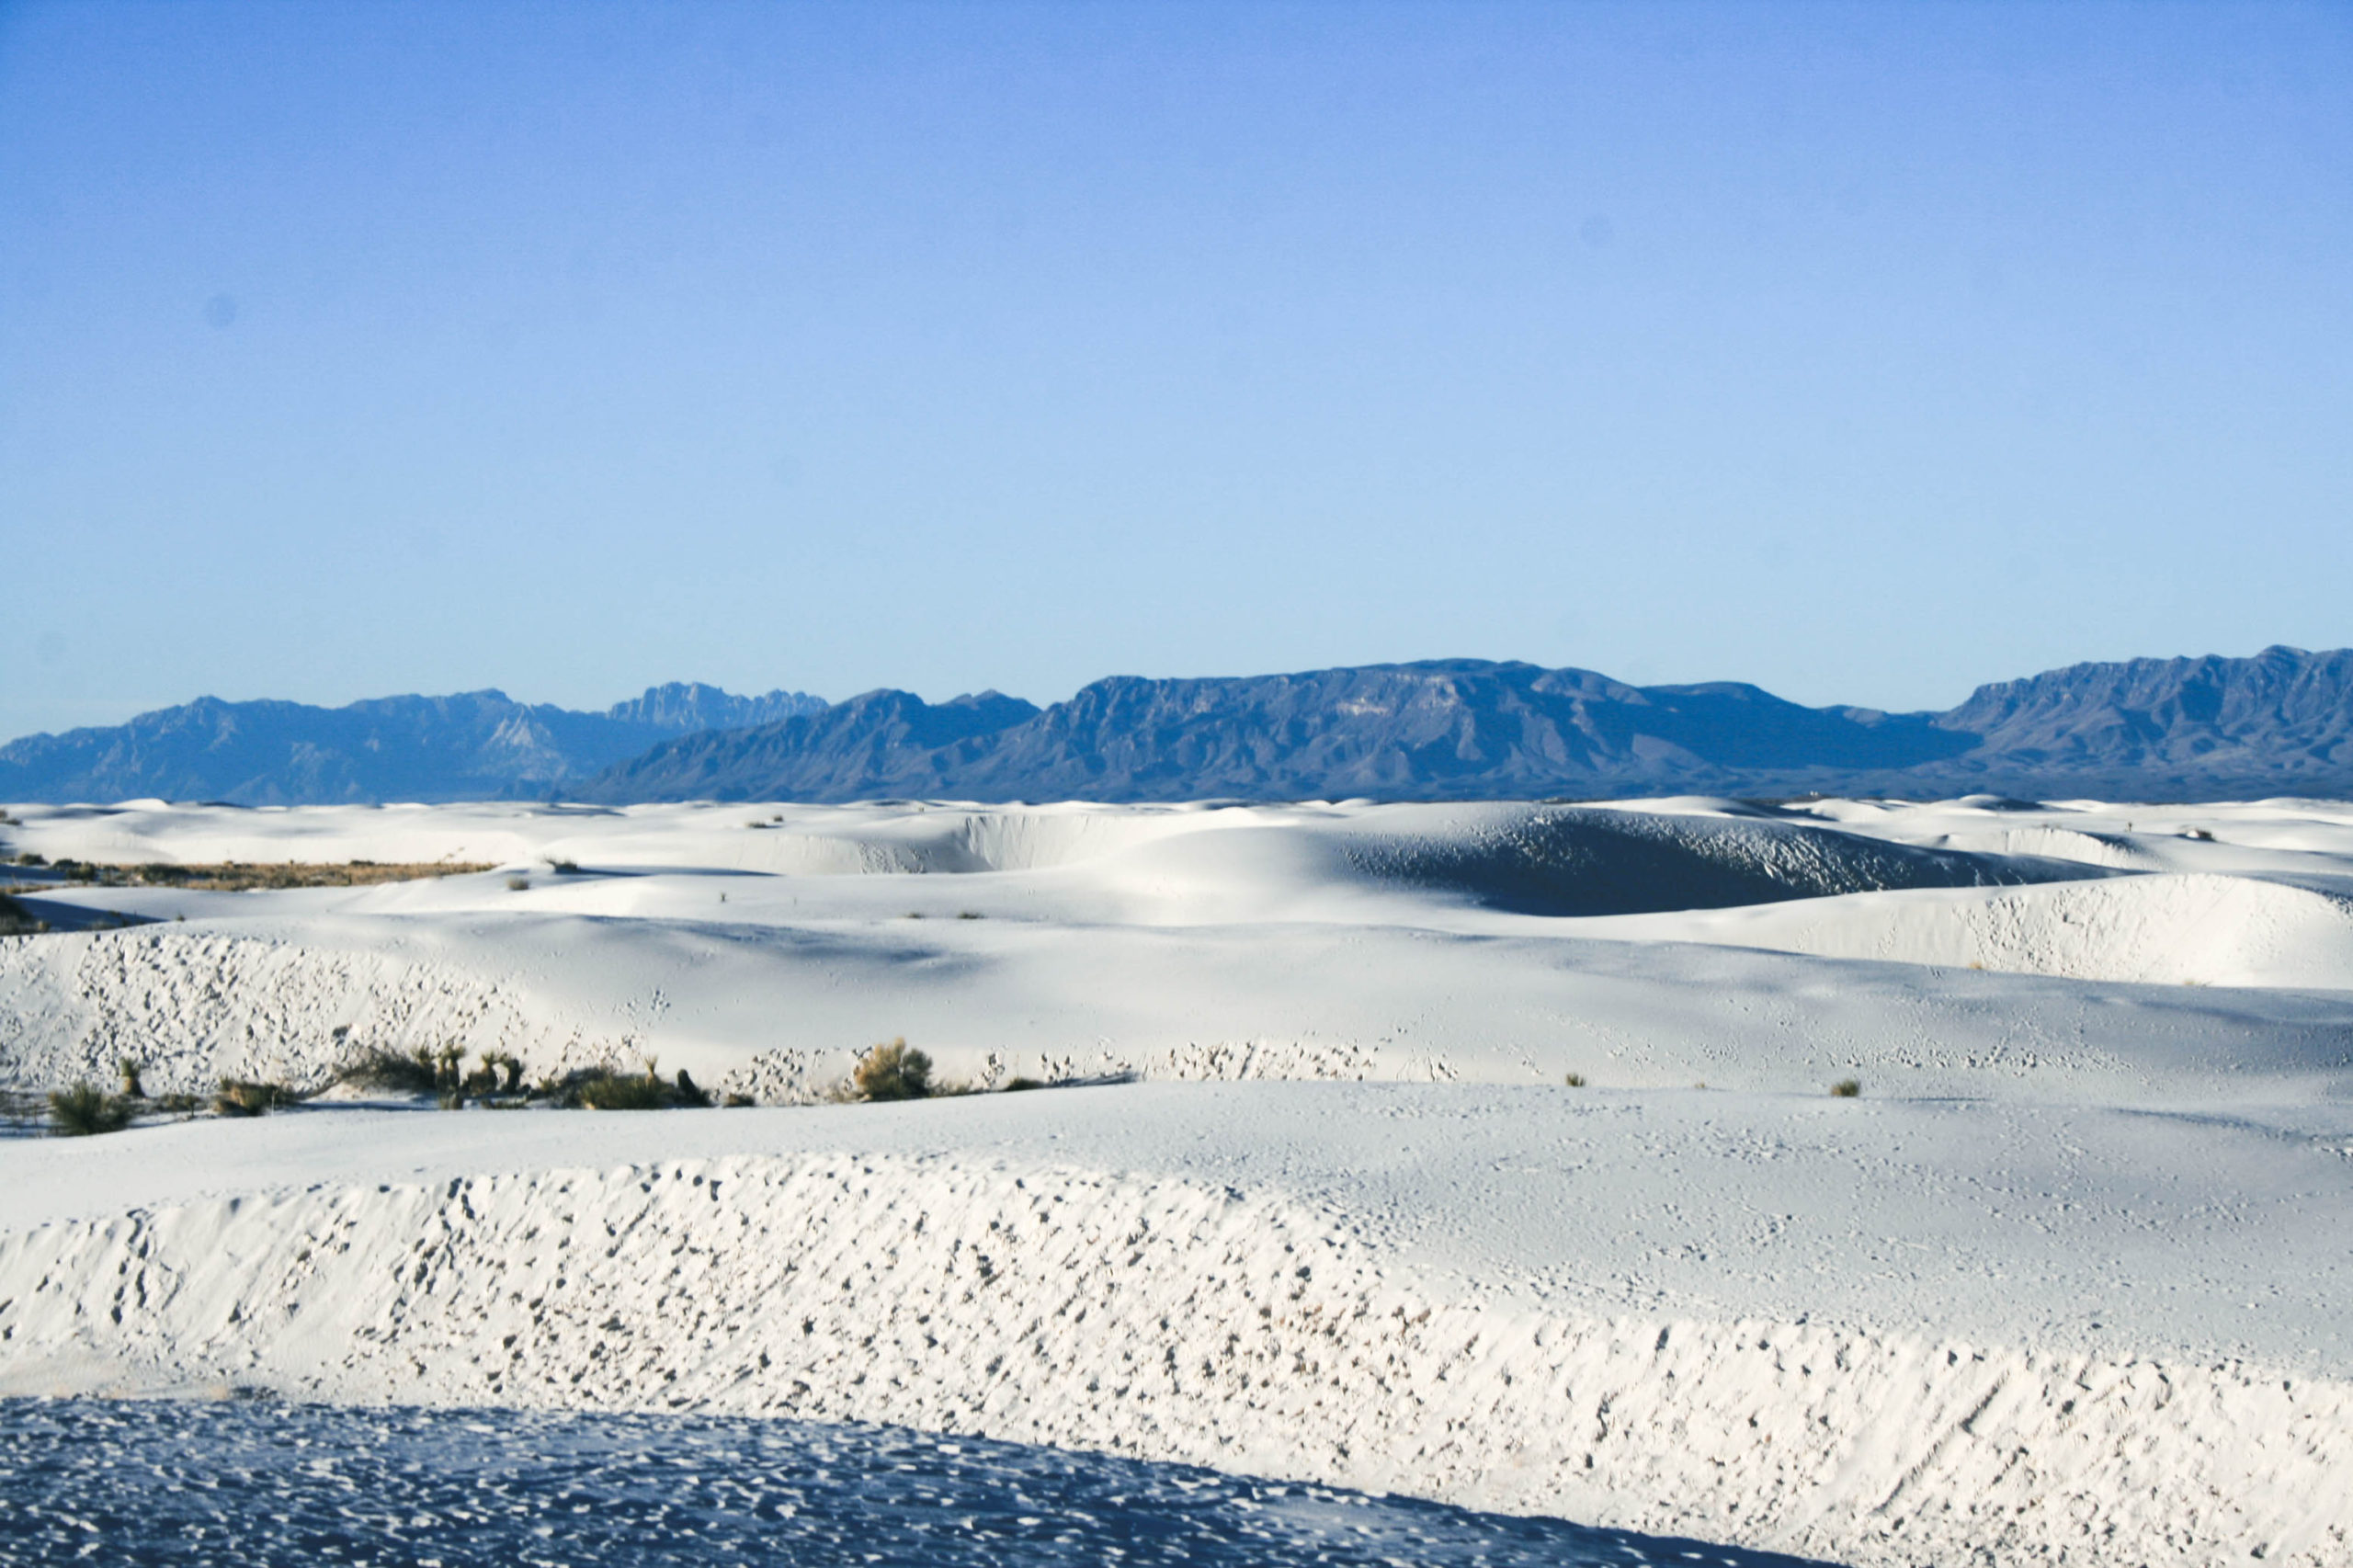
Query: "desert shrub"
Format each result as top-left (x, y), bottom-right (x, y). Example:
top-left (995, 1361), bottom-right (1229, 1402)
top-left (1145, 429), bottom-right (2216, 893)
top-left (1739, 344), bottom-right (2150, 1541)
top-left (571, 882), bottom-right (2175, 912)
top-left (49, 1083), bottom-right (132, 1137)
top-left (119, 1058), bottom-right (145, 1098)
top-left (672, 1068), bottom-right (710, 1108)
top-left (1000, 1076), bottom-right (1043, 1092)
top-left (1563, 1072), bottom-right (1586, 1087)
top-left (574, 1061), bottom-right (671, 1110)
top-left (1830, 1077), bottom-right (1861, 1097)
top-left (506, 876), bottom-right (530, 892)
top-left (546, 858), bottom-right (581, 874)
top-left (215, 1079), bottom-right (296, 1117)
top-left (338, 1046), bottom-right (440, 1095)
top-left (722, 1092), bottom-right (756, 1108)
top-left (152, 1092), bottom-right (203, 1116)
top-left (14, 851), bottom-right (45, 866)
top-left (850, 1038), bottom-right (933, 1102)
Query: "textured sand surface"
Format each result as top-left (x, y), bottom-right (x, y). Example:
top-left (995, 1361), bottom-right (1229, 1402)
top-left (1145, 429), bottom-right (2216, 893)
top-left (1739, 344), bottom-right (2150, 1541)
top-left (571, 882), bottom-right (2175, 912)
top-left (4, 795), bottom-right (2350, 1563)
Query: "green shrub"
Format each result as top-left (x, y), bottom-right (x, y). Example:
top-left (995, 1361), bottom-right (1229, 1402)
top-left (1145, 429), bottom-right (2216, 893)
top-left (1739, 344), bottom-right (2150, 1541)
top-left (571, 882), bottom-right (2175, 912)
top-left (119, 1058), bottom-right (145, 1097)
top-left (1830, 1077), bottom-right (1862, 1097)
top-left (1000, 1075), bottom-right (1044, 1092)
top-left (1563, 1072), bottom-right (1586, 1087)
top-left (576, 1066), bottom-right (670, 1110)
top-left (49, 1083), bottom-right (132, 1136)
top-left (850, 1038), bottom-right (932, 1102)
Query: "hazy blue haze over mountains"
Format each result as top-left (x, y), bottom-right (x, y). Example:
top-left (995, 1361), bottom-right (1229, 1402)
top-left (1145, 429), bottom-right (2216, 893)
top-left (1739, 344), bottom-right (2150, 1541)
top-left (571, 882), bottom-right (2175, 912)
top-left (4, 651), bottom-right (2350, 806)
top-left (0, 683), bottom-right (823, 805)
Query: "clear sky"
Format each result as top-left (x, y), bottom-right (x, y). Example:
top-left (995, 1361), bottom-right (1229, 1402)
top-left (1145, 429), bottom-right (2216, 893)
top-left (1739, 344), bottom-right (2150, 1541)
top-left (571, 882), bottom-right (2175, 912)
top-left (3, 1), bottom-right (2348, 741)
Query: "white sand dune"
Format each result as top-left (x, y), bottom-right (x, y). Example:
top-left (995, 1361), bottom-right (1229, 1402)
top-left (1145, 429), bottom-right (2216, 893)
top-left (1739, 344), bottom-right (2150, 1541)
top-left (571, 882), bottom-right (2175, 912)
top-left (1590, 872), bottom-right (2353, 988)
top-left (4, 794), bottom-right (2352, 1564)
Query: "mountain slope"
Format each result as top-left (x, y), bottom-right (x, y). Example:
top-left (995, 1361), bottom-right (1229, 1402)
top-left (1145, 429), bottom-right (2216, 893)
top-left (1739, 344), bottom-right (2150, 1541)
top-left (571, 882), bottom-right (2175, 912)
top-left (582, 660), bottom-right (1975, 803)
top-left (0, 683), bottom-right (823, 805)
top-left (10, 648), bottom-right (2350, 807)
top-left (584, 649), bottom-right (2353, 804)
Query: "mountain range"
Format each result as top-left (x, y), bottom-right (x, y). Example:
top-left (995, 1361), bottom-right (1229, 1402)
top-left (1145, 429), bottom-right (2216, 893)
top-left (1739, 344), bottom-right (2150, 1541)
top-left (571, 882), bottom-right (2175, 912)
top-left (5, 648), bottom-right (2350, 806)
top-left (0, 683), bottom-right (822, 805)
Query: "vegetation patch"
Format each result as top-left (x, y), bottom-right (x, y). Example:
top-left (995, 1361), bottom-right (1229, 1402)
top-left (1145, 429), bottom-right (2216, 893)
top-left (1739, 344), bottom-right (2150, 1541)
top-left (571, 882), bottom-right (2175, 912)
top-left (847, 1038), bottom-right (936, 1101)
top-left (48, 1083), bottom-right (134, 1137)
top-left (565, 1061), bottom-right (710, 1110)
top-left (214, 1079), bottom-right (300, 1117)
top-left (44, 860), bottom-right (496, 892)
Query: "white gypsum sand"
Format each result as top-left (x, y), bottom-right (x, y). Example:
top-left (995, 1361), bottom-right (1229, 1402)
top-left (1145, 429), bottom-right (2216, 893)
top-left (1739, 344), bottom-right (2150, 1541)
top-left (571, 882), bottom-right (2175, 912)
top-left (2, 794), bottom-right (2350, 1565)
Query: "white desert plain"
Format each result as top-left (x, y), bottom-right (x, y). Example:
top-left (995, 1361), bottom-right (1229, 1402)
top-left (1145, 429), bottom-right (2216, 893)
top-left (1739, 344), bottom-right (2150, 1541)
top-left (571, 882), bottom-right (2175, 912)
top-left (2, 792), bottom-right (2349, 1566)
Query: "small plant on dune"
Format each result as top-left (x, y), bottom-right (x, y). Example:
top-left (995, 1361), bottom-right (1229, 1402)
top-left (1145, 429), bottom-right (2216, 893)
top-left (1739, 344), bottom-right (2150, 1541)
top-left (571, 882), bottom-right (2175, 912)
top-left (213, 1078), bottom-right (295, 1117)
top-left (118, 1058), bottom-right (145, 1098)
top-left (49, 1082), bottom-right (133, 1137)
top-left (1830, 1077), bottom-right (1862, 1098)
top-left (1000, 1076), bottom-right (1044, 1092)
top-left (546, 858), bottom-right (581, 874)
top-left (574, 1059), bottom-right (672, 1110)
top-left (506, 875), bottom-right (530, 892)
top-left (337, 1045), bottom-right (440, 1095)
top-left (1563, 1072), bottom-right (1586, 1087)
top-left (672, 1068), bottom-right (711, 1108)
top-left (849, 1038), bottom-right (934, 1102)
top-left (722, 1091), bottom-right (756, 1108)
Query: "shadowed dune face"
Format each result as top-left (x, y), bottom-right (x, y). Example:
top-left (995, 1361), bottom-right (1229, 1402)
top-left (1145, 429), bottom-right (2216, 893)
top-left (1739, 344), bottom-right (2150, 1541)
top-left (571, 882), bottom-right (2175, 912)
top-left (1326, 806), bottom-right (2101, 917)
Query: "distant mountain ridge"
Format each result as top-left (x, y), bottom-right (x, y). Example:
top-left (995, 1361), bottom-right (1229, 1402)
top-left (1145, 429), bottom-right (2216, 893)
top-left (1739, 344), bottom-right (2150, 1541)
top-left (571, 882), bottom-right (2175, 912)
top-left (5, 648), bottom-right (2350, 805)
top-left (0, 682), bottom-right (822, 805)
top-left (583, 647), bottom-right (2353, 805)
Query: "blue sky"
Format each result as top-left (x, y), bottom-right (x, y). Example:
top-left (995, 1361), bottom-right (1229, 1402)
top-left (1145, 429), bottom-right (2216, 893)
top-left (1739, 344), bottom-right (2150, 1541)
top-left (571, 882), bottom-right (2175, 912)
top-left (3, 1), bottom-right (2348, 740)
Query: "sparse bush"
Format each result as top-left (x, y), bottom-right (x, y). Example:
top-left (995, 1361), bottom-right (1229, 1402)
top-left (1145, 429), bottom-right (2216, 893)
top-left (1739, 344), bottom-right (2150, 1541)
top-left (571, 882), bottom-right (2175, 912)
top-left (506, 876), bottom-right (530, 892)
top-left (15, 851), bottom-right (45, 866)
top-left (1563, 1073), bottom-right (1586, 1087)
top-left (438, 1089), bottom-right (466, 1110)
top-left (722, 1092), bottom-right (756, 1108)
top-left (957, 911), bottom-right (983, 920)
top-left (1830, 1077), bottom-right (1861, 1098)
top-left (214, 1079), bottom-right (295, 1117)
top-left (576, 1069), bottom-right (670, 1110)
top-left (850, 1038), bottom-right (932, 1102)
top-left (1001, 1076), bottom-right (1043, 1092)
top-left (49, 1083), bottom-right (132, 1137)
top-left (119, 1058), bottom-right (145, 1098)
top-left (337, 1046), bottom-right (440, 1095)
top-left (672, 1068), bottom-right (710, 1108)
top-left (546, 858), bottom-right (580, 874)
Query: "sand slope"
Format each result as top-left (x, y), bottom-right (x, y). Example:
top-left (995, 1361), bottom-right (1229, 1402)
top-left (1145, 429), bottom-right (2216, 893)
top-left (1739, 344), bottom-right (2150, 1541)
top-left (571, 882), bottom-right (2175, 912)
top-left (4, 1092), bottom-right (2350, 1568)
top-left (5, 794), bottom-right (2352, 1564)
